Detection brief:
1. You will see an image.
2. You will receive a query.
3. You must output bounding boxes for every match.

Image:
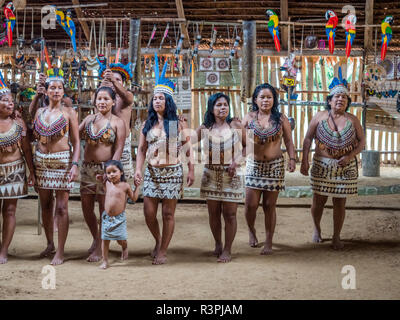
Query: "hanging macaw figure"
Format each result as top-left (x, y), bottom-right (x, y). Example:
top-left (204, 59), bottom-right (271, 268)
top-left (55, 8), bottom-right (77, 52)
top-left (325, 10), bottom-right (338, 54)
top-left (344, 14), bottom-right (357, 58)
top-left (4, 2), bottom-right (15, 48)
top-left (266, 9), bottom-right (280, 52)
top-left (381, 16), bottom-right (394, 61)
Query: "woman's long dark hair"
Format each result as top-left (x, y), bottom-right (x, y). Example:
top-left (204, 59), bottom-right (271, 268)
top-left (251, 83), bottom-right (281, 125)
top-left (94, 86), bottom-right (116, 103)
top-left (202, 93), bottom-right (232, 128)
top-left (326, 94), bottom-right (351, 112)
top-left (142, 93), bottom-right (178, 138)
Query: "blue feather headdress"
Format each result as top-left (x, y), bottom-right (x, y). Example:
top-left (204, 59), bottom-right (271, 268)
top-left (329, 66), bottom-right (349, 96)
top-left (153, 53), bottom-right (175, 96)
top-left (98, 60), bottom-right (133, 83)
top-left (0, 71), bottom-right (10, 95)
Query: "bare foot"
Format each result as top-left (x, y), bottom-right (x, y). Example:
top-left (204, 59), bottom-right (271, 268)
top-left (40, 243), bottom-right (55, 258)
top-left (0, 252), bottom-right (8, 264)
top-left (100, 261), bottom-right (109, 269)
top-left (213, 242), bottom-right (223, 256)
top-left (50, 252), bottom-right (64, 265)
top-left (152, 254), bottom-right (167, 265)
top-left (332, 238), bottom-right (344, 250)
top-left (87, 248), bottom-right (102, 262)
top-left (87, 239), bottom-right (96, 254)
top-left (151, 242), bottom-right (160, 258)
top-left (260, 243), bottom-right (273, 255)
top-left (249, 229), bottom-right (258, 248)
top-left (121, 247), bottom-right (128, 261)
top-left (312, 230), bottom-right (323, 243)
top-left (217, 250), bottom-right (231, 263)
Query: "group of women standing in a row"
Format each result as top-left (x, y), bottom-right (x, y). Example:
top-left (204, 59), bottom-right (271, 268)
top-left (0, 59), bottom-right (364, 266)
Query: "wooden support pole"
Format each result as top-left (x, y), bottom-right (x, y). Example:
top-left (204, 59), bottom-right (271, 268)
top-left (175, 0), bottom-right (191, 48)
top-left (364, 0), bottom-right (374, 53)
top-left (280, 0), bottom-right (289, 51)
top-left (72, 0), bottom-right (91, 42)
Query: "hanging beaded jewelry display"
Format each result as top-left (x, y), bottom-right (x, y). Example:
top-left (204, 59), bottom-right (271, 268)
top-left (33, 109), bottom-right (69, 144)
top-left (248, 113), bottom-right (282, 144)
top-left (315, 115), bottom-right (357, 158)
top-left (0, 122), bottom-right (23, 152)
top-left (83, 115), bottom-right (115, 146)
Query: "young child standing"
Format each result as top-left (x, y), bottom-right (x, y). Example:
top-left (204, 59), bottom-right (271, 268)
top-left (98, 160), bottom-right (140, 269)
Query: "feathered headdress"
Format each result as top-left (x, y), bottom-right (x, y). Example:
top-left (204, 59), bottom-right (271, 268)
top-left (98, 61), bottom-right (133, 82)
top-left (329, 66), bottom-right (349, 96)
top-left (0, 71), bottom-right (10, 95)
top-left (153, 52), bottom-right (175, 96)
top-left (46, 68), bottom-right (64, 83)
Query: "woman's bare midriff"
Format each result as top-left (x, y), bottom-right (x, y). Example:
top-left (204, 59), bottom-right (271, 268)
top-left (0, 147), bottom-right (23, 164)
top-left (251, 139), bottom-right (283, 162)
top-left (37, 135), bottom-right (71, 154)
top-left (84, 144), bottom-right (114, 163)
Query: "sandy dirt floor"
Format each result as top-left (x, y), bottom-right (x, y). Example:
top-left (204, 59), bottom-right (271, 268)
top-left (0, 165), bottom-right (399, 300)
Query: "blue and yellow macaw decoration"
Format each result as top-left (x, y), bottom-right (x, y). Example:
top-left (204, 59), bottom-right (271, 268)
top-left (4, 2), bottom-right (15, 48)
top-left (325, 10), bottom-right (338, 54)
top-left (344, 14), bottom-right (357, 58)
top-left (55, 8), bottom-right (77, 52)
top-left (381, 16), bottom-right (394, 61)
top-left (266, 9), bottom-right (281, 52)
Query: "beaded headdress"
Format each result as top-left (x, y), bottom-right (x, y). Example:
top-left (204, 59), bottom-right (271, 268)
top-left (0, 71), bottom-right (10, 95)
top-left (46, 68), bottom-right (64, 84)
top-left (329, 66), bottom-right (349, 96)
top-left (153, 52), bottom-right (175, 96)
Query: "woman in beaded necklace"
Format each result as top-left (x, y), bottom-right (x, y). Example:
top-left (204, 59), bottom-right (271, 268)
top-left (242, 83), bottom-right (296, 255)
top-left (195, 93), bottom-right (246, 263)
top-left (301, 67), bottom-right (365, 250)
top-left (79, 86), bottom-right (126, 262)
top-left (0, 73), bottom-right (35, 264)
top-left (32, 68), bottom-right (80, 265)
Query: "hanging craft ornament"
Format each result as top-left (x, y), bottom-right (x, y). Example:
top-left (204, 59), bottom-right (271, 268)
top-left (230, 35), bottom-right (240, 60)
top-left (147, 24), bottom-right (157, 48)
top-left (344, 13), bottom-right (356, 58)
top-left (153, 52), bottom-right (175, 96)
top-left (4, 2), bottom-right (16, 47)
top-left (159, 23), bottom-right (169, 50)
top-left (266, 9), bottom-right (281, 52)
top-left (209, 26), bottom-right (217, 53)
top-left (325, 10), bottom-right (338, 54)
top-left (174, 32), bottom-right (184, 70)
top-left (0, 70), bottom-right (10, 95)
top-left (381, 16), bottom-right (394, 61)
top-left (363, 64), bottom-right (386, 88)
top-left (54, 7), bottom-right (77, 52)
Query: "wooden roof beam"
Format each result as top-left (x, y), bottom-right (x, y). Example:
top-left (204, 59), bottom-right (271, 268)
top-left (175, 0), bottom-right (191, 48)
top-left (72, 0), bottom-right (91, 42)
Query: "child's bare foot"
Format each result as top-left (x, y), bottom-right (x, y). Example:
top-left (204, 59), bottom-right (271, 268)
top-left (0, 251), bottom-right (8, 264)
top-left (217, 250), bottom-right (231, 263)
top-left (87, 247), bottom-right (102, 262)
top-left (50, 252), bottom-right (64, 265)
top-left (213, 242), bottom-right (223, 256)
top-left (40, 243), bottom-right (55, 258)
top-left (249, 229), bottom-right (258, 247)
top-left (152, 254), bottom-right (167, 265)
top-left (100, 261), bottom-right (109, 269)
top-left (312, 230), bottom-right (323, 243)
top-left (331, 237), bottom-right (344, 250)
top-left (121, 247), bottom-right (128, 261)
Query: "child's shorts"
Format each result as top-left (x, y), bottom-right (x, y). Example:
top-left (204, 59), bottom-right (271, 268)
top-left (101, 211), bottom-right (127, 241)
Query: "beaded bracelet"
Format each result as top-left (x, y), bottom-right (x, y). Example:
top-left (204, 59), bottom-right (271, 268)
top-left (289, 158), bottom-right (296, 161)
top-left (71, 161), bottom-right (79, 167)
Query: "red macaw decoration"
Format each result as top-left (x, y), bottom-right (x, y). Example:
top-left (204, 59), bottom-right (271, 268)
top-left (381, 16), bottom-right (394, 61)
top-left (344, 14), bottom-right (357, 58)
top-left (325, 10), bottom-right (338, 54)
top-left (4, 2), bottom-right (16, 48)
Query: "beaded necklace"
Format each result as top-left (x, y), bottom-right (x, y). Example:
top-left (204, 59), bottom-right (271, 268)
top-left (207, 125), bottom-right (239, 164)
top-left (84, 114), bottom-right (115, 146)
top-left (0, 121), bottom-right (23, 152)
top-left (34, 108), bottom-right (68, 144)
top-left (248, 112), bottom-right (282, 144)
top-left (315, 114), bottom-right (357, 158)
